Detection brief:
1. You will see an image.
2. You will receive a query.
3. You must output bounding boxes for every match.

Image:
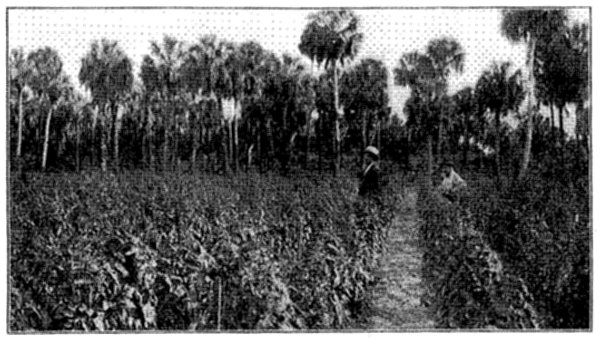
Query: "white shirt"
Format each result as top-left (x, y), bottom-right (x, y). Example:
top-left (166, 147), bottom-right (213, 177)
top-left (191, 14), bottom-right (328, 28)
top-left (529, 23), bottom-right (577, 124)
top-left (439, 169), bottom-right (467, 193)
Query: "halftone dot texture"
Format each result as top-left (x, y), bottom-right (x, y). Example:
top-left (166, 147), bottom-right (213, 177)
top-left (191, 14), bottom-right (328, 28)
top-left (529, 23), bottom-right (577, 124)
top-left (9, 8), bottom-right (589, 133)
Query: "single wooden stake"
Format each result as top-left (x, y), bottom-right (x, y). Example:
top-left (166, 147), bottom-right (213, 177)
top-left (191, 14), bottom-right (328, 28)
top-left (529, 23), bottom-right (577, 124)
top-left (217, 277), bottom-right (222, 331)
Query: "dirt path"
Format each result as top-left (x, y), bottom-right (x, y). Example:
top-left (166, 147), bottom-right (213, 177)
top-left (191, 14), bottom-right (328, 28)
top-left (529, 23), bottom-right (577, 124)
top-left (367, 190), bottom-right (434, 330)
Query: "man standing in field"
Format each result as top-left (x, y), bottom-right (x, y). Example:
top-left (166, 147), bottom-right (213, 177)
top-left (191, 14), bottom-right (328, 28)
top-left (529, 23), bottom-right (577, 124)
top-left (359, 146), bottom-right (381, 198)
top-left (438, 160), bottom-right (467, 202)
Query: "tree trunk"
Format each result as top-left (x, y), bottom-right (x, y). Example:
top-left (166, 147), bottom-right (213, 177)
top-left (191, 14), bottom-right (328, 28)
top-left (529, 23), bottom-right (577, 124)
top-left (222, 120), bottom-right (230, 174)
top-left (494, 111), bottom-right (501, 178)
top-left (100, 104), bottom-right (109, 172)
top-left (147, 106), bottom-right (155, 170)
top-left (333, 62), bottom-right (341, 177)
top-left (427, 133), bottom-right (433, 188)
top-left (113, 104), bottom-right (120, 170)
top-left (282, 105), bottom-right (288, 171)
top-left (317, 114), bottom-right (322, 173)
top-left (550, 103), bottom-right (556, 132)
top-left (142, 106), bottom-right (148, 167)
top-left (518, 36), bottom-right (537, 180)
top-left (91, 105), bottom-right (98, 168)
top-left (233, 117), bottom-right (239, 173)
top-left (559, 104), bottom-right (565, 144)
top-left (305, 61), bottom-right (314, 170)
top-left (163, 102), bottom-right (169, 172)
top-left (304, 109), bottom-right (311, 169)
top-left (17, 89), bottom-right (24, 160)
top-left (257, 122), bottom-right (262, 173)
top-left (267, 118), bottom-right (275, 170)
top-left (376, 118), bottom-right (381, 152)
top-left (361, 110), bottom-right (367, 165)
top-left (174, 115), bottom-right (179, 171)
top-left (286, 132), bottom-right (297, 174)
top-left (191, 109), bottom-right (199, 171)
top-left (227, 119), bottom-right (232, 169)
top-left (559, 104), bottom-right (565, 169)
top-left (436, 118), bottom-right (443, 158)
top-left (462, 112), bottom-right (469, 167)
top-left (76, 114), bottom-right (80, 172)
top-left (41, 105), bottom-right (54, 171)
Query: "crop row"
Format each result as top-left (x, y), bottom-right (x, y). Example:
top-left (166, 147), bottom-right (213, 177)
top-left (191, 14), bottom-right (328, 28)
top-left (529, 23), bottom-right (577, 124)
top-left (417, 174), bottom-right (589, 329)
top-left (10, 171), bottom-right (398, 331)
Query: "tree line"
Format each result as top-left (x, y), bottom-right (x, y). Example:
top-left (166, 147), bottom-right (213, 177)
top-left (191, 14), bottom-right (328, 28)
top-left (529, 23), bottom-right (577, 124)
top-left (8, 9), bottom-right (589, 180)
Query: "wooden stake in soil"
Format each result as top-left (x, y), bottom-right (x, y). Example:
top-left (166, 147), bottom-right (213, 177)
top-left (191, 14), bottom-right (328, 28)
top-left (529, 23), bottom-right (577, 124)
top-left (217, 277), bottom-right (222, 331)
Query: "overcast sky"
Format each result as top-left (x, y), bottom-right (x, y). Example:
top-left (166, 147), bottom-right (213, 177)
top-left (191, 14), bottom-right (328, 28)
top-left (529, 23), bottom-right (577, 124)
top-left (8, 8), bottom-right (589, 125)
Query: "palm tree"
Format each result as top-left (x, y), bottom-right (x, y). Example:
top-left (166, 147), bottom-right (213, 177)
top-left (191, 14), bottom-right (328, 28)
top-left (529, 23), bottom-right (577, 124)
top-left (69, 91), bottom-right (89, 172)
top-left (274, 54), bottom-right (309, 172)
top-left (426, 38), bottom-right (465, 157)
top-left (181, 35), bottom-right (219, 170)
top-left (27, 47), bottom-right (71, 171)
top-left (570, 23), bottom-right (590, 153)
top-left (80, 38), bottom-right (133, 172)
top-left (394, 51), bottom-right (438, 185)
top-left (229, 41), bottom-right (267, 172)
top-left (536, 23), bottom-right (585, 145)
top-left (340, 58), bottom-right (388, 164)
top-left (297, 73), bottom-right (317, 170)
top-left (140, 35), bottom-right (185, 172)
top-left (141, 35), bottom-right (185, 171)
top-left (452, 87), bottom-right (476, 166)
top-left (9, 48), bottom-right (33, 169)
top-left (500, 9), bottom-right (567, 179)
top-left (475, 62), bottom-right (525, 178)
top-left (299, 10), bottom-right (363, 176)
top-left (209, 40), bottom-right (236, 173)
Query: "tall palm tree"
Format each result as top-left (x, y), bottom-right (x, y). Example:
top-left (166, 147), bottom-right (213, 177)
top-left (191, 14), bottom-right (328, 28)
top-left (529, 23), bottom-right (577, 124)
top-left (80, 38), bottom-right (133, 172)
top-left (340, 58), bottom-right (388, 164)
top-left (275, 54), bottom-right (308, 172)
top-left (27, 47), bottom-right (71, 171)
top-left (426, 38), bottom-right (465, 157)
top-left (570, 23), bottom-right (590, 152)
top-left (500, 9), bottom-right (567, 179)
top-left (452, 87), bottom-right (476, 167)
top-left (210, 40), bottom-right (237, 173)
top-left (299, 9), bottom-right (363, 176)
top-left (475, 62), bottom-right (525, 178)
top-left (140, 35), bottom-right (185, 172)
top-left (297, 73), bottom-right (317, 170)
top-left (9, 48), bottom-right (33, 168)
top-left (68, 90), bottom-right (89, 172)
top-left (394, 51), bottom-right (438, 185)
top-left (181, 35), bottom-right (220, 170)
top-left (229, 41), bottom-right (268, 172)
top-left (536, 24), bottom-right (585, 145)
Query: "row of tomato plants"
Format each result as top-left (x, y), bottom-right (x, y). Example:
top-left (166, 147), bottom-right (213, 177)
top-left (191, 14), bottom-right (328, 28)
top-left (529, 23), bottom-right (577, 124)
top-left (10, 170), bottom-right (397, 331)
top-left (416, 172), bottom-right (589, 329)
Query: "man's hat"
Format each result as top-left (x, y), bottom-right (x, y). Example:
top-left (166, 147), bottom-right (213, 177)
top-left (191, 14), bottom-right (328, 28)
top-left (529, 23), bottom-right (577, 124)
top-left (364, 146), bottom-right (380, 159)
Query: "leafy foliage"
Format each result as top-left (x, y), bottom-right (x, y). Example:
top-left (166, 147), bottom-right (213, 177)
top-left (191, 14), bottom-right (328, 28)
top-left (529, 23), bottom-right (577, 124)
top-left (10, 171), bottom-right (398, 331)
top-left (417, 188), bottom-right (540, 329)
top-left (417, 168), bottom-right (589, 329)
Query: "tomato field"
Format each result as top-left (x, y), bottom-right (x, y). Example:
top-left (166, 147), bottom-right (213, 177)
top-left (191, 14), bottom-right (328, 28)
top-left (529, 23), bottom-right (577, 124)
top-left (7, 6), bottom-right (590, 332)
top-left (10, 170), bottom-right (400, 331)
top-left (8, 163), bottom-right (590, 331)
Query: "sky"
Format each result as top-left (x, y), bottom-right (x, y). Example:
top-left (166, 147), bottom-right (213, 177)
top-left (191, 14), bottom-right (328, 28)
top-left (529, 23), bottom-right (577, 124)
top-left (8, 8), bottom-right (590, 129)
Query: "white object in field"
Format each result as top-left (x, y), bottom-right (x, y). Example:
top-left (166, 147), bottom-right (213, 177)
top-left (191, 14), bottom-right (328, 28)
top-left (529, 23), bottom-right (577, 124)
top-left (364, 146), bottom-right (380, 158)
top-left (440, 169), bottom-right (467, 193)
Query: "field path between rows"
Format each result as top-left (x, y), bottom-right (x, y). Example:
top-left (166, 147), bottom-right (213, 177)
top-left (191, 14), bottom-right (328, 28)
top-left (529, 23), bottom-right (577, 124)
top-left (367, 190), bottom-right (435, 330)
